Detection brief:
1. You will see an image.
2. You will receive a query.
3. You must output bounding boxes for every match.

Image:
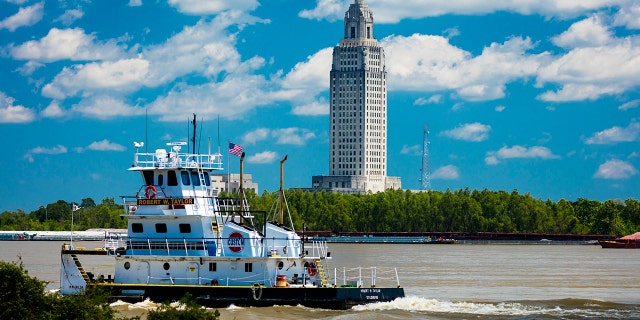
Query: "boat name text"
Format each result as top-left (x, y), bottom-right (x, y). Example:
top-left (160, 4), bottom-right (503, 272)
top-left (137, 198), bottom-right (195, 205)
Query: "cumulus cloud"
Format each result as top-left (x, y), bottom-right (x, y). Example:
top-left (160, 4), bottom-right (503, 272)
top-left (54, 9), bottom-right (84, 26)
top-left (241, 127), bottom-right (316, 145)
top-left (619, 99), bottom-right (640, 110)
top-left (400, 144), bottom-right (421, 156)
top-left (71, 96), bottom-right (145, 119)
top-left (0, 92), bottom-right (35, 123)
top-left (432, 165), bottom-right (459, 180)
top-left (42, 59), bottom-right (150, 99)
top-left (584, 120), bottom-right (640, 144)
top-left (24, 144), bottom-right (67, 162)
top-left (299, 0), bottom-right (625, 23)
top-left (86, 139), bottom-right (126, 152)
top-left (247, 150), bottom-right (278, 164)
top-left (551, 16), bottom-right (613, 49)
top-left (594, 159), bottom-right (638, 179)
top-left (0, 2), bottom-right (43, 31)
top-left (383, 35), bottom-right (548, 101)
top-left (441, 122), bottom-right (491, 142)
top-left (414, 95), bottom-right (443, 105)
top-left (9, 28), bottom-right (123, 62)
top-left (41, 101), bottom-right (65, 118)
top-left (485, 145), bottom-right (560, 165)
top-left (168, 0), bottom-right (259, 15)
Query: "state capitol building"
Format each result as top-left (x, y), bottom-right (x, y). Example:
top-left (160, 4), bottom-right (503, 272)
top-left (311, 0), bottom-right (402, 193)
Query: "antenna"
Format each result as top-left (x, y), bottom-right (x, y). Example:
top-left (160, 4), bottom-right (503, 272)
top-left (420, 125), bottom-right (431, 190)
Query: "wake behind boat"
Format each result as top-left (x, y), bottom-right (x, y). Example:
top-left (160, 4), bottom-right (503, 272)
top-left (60, 121), bottom-right (404, 309)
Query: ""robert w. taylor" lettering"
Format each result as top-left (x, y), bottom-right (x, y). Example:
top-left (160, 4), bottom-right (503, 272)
top-left (137, 198), bottom-right (195, 205)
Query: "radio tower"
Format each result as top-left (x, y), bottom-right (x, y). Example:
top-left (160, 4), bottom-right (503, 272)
top-left (420, 125), bottom-right (431, 190)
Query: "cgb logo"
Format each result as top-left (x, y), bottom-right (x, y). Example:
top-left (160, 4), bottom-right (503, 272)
top-left (227, 232), bottom-right (245, 252)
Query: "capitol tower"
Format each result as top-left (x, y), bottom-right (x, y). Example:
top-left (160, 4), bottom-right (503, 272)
top-left (312, 0), bottom-right (401, 193)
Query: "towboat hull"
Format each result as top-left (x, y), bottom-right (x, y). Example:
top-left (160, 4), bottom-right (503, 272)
top-left (92, 282), bottom-right (404, 309)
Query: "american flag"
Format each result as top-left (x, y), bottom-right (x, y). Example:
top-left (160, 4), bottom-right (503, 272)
top-left (228, 142), bottom-right (243, 156)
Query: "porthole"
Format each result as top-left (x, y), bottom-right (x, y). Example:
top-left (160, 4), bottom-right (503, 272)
top-left (124, 262), bottom-right (130, 270)
top-left (277, 261), bottom-right (284, 270)
top-left (163, 263), bottom-right (170, 270)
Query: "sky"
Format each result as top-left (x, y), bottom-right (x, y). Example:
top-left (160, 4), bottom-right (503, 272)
top-left (1, 0), bottom-right (639, 213)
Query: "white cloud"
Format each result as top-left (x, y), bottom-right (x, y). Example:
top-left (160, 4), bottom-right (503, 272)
top-left (0, 92), bottom-right (35, 123)
top-left (23, 144), bottom-right (67, 162)
top-left (42, 59), bottom-right (150, 99)
top-left (619, 99), bottom-right (640, 110)
top-left (613, 3), bottom-right (640, 29)
top-left (71, 96), bottom-right (145, 119)
top-left (432, 165), bottom-right (459, 180)
top-left (414, 95), bottom-right (442, 105)
top-left (292, 99), bottom-right (329, 115)
top-left (246, 150), bottom-right (278, 164)
top-left (441, 122), bottom-right (491, 142)
top-left (241, 127), bottom-right (315, 145)
top-left (86, 139), bottom-right (126, 152)
top-left (10, 28), bottom-right (123, 62)
top-left (128, 0), bottom-right (142, 7)
top-left (495, 105), bottom-right (506, 112)
top-left (384, 35), bottom-right (548, 101)
top-left (168, 0), bottom-right (259, 15)
top-left (41, 101), bottom-right (65, 118)
top-left (400, 144), bottom-right (420, 156)
top-left (485, 145), bottom-right (560, 164)
top-left (54, 9), bottom-right (84, 26)
top-left (551, 16), bottom-right (613, 49)
top-left (243, 128), bottom-right (270, 144)
top-left (0, 2), bottom-right (43, 32)
top-left (594, 159), bottom-right (638, 179)
top-left (300, 0), bottom-right (628, 24)
top-left (584, 120), bottom-right (640, 144)
top-left (537, 41), bottom-right (640, 102)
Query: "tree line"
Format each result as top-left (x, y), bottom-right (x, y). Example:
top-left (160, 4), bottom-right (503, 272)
top-left (1, 189), bottom-right (638, 236)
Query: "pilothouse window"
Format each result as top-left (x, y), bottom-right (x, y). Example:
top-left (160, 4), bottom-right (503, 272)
top-left (142, 171), bottom-right (154, 185)
top-left (179, 224), bottom-right (191, 233)
top-left (181, 171), bottom-right (190, 186)
top-left (168, 171), bottom-right (178, 186)
top-left (190, 171), bottom-right (201, 186)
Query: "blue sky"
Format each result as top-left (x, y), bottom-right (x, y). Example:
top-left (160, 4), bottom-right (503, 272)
top-left (1, 0), bottom-right (639, 212)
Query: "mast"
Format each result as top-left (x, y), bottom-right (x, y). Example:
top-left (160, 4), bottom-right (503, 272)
top-left (278, 155), bottom-right (288, 224)
top-left (190, 114), bottom-right (196, 154)
top-left (238, 152), bottom-right (246, 224)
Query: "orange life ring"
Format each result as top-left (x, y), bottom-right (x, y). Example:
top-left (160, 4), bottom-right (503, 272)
top-left (144, 185), bottom-right (156, 199)
top-left (307, 262), bottom-right (317, 276)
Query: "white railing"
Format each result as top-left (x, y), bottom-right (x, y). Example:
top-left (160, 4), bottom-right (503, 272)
top-left (332, 266), bottom-right (400, 288)
top-left (133, 151), bottom-right (223, 170)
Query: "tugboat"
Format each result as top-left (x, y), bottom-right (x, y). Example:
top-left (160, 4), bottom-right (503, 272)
top-left (60, 122), bottom-right (404, 309)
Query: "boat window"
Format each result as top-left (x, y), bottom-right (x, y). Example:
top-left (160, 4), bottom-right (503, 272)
top-left (179, 224), bottom-right (191, 233)
top-left (163, 263), bottom-right (170, 270)
top-left (203, 172), bottom-right (211, 186)
top-left (157, 174), bottom-right (164, 186)
top-left (155, 223), bottom-right (167, 233)
top-left (131, 223), bottom-right (143, 233)
top-left (142, 171), bottom-right (154, 185)
top-left (244, 263), bottom-right (253, 272)
top-left (209, 263), bottom-right (216, 272)
top-left (277, 261), bottom-right (284, 270)
top-left (167, 171), bottom-right (178, 186)
top-left (190, 171), bottom-right (201, 186)
top-left (124, 262), bottom-right (130, 270)
top-left (181, 171), bottom-right (190, 185)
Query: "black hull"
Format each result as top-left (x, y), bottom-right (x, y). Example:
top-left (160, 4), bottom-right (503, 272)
top-left (93, 283), bottom-right (404, 309)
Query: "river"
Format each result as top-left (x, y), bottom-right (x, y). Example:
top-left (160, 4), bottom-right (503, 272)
top-left (2, 241), bottom-right (639, 319)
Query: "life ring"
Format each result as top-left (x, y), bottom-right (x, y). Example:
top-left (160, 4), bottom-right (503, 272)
top-left (307, 262), bottom-right (317, 276)
top-left (144, 185), bottom-right (156, 199)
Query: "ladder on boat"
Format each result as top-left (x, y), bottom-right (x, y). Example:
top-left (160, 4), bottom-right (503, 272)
top-left (71, 254), bottom-right (91, 283)
top-left (314, 259), bottom-right (329, 287)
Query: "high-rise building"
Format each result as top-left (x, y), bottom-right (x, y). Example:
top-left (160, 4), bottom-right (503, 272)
top-left (312, 0), bottom-right (401, 193)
